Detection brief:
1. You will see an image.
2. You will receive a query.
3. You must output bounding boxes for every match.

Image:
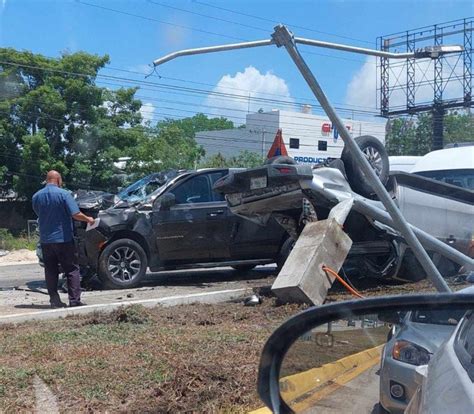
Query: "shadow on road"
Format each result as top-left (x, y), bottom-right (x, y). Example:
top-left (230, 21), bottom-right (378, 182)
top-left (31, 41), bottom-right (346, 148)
top-left (142, 266), bottom-right (276, 289)
top-left (21, 266), bottom-right (277, 292)
top-left (14, 304), bottom-right (52, 310)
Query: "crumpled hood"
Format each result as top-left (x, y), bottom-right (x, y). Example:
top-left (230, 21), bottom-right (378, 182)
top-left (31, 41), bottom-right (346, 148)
top-left (75, 190), bottom-right (118, 211)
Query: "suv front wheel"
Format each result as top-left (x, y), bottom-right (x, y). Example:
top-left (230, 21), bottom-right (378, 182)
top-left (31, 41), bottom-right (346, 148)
top-left (98, 238), bottom-right (148, 289)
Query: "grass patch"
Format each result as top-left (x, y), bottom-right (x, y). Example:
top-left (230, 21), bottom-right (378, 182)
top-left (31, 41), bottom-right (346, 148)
top-left (0, 301), bottom-right (309, 412)
top-left (0, 228), bottom-right (37, 251)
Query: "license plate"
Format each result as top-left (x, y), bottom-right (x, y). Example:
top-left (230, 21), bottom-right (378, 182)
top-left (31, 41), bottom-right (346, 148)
top-left (250, 175), bottom-right (267, 190)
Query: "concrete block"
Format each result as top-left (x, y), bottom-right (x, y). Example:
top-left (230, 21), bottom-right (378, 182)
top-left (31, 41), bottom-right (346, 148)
top-left (271, 219), bottom-right (352, 305)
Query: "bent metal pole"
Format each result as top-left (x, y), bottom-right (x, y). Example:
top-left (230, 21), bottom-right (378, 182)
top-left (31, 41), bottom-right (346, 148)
top-left (271, 25), bottom-right (449, 292)
top-left (152, 25), bottom-right (452, 293)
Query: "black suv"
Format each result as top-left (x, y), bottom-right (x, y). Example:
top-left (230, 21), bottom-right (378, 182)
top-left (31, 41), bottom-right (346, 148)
top-left (75, 169), bottom-right (289, 289)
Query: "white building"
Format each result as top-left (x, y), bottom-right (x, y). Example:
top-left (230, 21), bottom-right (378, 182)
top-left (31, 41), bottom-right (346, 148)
top-left (196, 108), bottom-right (387, 164)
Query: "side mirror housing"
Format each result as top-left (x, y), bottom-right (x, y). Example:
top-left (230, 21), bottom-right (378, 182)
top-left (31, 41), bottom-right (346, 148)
top-left (159, 193), bottom-right (176, 211)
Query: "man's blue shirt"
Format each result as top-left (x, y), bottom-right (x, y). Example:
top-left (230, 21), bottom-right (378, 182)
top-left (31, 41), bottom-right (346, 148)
top-left (32, 184), bottom-right (80, 244)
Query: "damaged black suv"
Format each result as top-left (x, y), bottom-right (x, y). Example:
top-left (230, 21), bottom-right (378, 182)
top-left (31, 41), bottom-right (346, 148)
top-left (75, 169), bottom-right (289, 289)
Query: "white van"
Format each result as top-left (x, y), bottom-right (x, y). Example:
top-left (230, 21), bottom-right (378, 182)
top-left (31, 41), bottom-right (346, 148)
top-left (395, 146), bottom-right (474, 267)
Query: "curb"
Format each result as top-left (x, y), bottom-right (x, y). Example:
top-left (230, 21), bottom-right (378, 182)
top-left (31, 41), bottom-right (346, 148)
top-left (0, 288), bottom-right (250, 325)
top-left (249, 344), bottom-right (384, 414)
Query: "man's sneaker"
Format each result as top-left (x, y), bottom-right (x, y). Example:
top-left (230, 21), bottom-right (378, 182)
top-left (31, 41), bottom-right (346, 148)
top-left (50, 301), bottom-right (67, 309)
top-left (69, 301), bottom-right (86, 307)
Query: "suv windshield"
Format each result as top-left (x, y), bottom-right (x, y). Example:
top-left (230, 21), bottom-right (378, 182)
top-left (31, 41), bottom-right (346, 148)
top-left (117, 171), bottom-right (182, 205)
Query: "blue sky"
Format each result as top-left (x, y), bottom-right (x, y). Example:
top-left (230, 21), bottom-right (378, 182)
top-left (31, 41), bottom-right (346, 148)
top-left (1, 0), bottom-right (472, 125)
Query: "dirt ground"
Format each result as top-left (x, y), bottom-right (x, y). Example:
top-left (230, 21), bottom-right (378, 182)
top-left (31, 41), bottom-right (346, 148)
top-left (0, 299), bottom-right (308, 413)
top-left (0, 275), bottom-right (470, 413)
top-left (0, 249), bottom-right (37, 265)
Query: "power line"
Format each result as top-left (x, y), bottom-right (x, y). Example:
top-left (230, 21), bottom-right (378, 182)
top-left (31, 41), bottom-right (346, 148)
top-left (74, 0), bottom-right (245, 42)
top-left (147, 0), bottom-right (269, 33)
top-left (76, 0), bottom-right (375, 66)
top-left (193, 0), bottom-right (375, 45)
top-left (0, 60), bottom-right (380, 117)
top-left (2, 88), bottom-right (384, 138)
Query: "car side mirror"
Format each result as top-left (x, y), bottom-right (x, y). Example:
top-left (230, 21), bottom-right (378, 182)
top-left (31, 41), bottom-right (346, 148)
top-left (159, 193), bottom-right (176, 211)
top-left (256, 293), bottom-right (474, 414)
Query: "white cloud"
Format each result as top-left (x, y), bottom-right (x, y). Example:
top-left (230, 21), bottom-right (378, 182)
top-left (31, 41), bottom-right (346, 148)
top-left (205, 66), bottom-right (294, 124)
top-left (345, 56), bottom-right (464, 112)
top-left (139, 102), bottom-right (156, 125)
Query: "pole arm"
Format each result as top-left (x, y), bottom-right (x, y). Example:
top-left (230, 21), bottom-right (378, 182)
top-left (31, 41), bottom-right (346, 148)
top-left (153, 39), bottom-right (275, 66)
top-left (153, 36), bottom-right (463, 67)
top-left (294, 37), bottom-right (413, 59)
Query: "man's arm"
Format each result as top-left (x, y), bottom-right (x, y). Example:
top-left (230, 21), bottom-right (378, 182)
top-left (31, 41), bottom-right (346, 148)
top-left (72, 211), bottom-right (95, 225)
top-left (64, 192), bottom-right (95, 225)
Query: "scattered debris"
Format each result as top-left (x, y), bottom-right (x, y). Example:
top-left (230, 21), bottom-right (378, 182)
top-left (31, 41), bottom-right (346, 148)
top-left (244, 294), bottom-right (262, 306)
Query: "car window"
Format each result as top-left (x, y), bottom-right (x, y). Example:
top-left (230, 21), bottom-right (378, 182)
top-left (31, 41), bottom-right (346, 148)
top-left (411, 309), bottom-right (466, 325)
top-left (171, 175), bottom-right (211, 204)
top-left (208, 171), bottom-right (228, 202)
top-left (416, 169), bottom-right (474, 190)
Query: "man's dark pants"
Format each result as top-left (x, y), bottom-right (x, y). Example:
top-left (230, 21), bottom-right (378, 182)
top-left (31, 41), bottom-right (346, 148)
top-left (41, 241), bottom-right (81, 305)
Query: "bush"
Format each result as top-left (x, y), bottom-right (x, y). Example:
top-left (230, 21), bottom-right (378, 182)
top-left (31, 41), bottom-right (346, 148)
top-left (0, 228), bottom-right (37, 251)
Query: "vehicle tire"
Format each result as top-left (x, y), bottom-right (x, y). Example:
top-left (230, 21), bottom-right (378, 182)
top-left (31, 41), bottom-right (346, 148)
top-left (264, 155), bottom-right (297, 165)
top-left (276, 237), bottom-right (296, 271)
top-left (341, 135), bottom-right (389, 199)
top-left (231, 264), bottom-right (256, 272)
top-left (98, 238), bottom-right (148, 289)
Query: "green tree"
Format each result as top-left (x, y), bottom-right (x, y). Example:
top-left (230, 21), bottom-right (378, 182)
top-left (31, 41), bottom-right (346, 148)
top-left (199, 150), bottom-right (264, 168)
top-left (0, 48), bottom-right (149, 197)
top-left (16, 132), bottom-right (67, 198)
top-left (386, 112), bottom-right (473, 156)
top-left (157, 113), bottom-right (233, 139)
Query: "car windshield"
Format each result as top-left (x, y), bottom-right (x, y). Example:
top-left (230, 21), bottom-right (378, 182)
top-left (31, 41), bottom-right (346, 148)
top-left (117, 173), bottom-right (170, 204)
top-left (411, 309), bottom-right (467, 325)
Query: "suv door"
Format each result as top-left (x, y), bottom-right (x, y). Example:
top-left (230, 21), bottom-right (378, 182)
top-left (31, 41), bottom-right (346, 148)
top-left (152, 171), bottom-right (232, 264)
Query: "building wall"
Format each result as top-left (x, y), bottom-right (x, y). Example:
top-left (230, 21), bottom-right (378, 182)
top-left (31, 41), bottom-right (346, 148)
top-left (196, 109), bottom-right (387, 164)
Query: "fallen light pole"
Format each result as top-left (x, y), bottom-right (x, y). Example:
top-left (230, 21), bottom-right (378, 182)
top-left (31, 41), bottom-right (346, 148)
top-left (153, 25), bottom-right (464, 293)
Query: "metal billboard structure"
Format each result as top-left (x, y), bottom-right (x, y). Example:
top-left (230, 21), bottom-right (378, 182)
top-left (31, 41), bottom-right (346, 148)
top-left (378, 18), bottom-right (473, 150)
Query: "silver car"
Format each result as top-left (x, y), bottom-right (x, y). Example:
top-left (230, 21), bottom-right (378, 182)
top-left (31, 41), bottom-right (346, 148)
top-left (379, 307), bottom-right (466, 413)
top-left (405, 288), bottom-right (474, 414)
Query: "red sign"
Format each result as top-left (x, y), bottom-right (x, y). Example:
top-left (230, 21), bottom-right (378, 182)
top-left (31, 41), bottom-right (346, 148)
top-left (322, 122), bottom-right (331, 133)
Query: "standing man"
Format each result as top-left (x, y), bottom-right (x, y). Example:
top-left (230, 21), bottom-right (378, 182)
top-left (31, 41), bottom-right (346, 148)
top-left (33, 170), bottom-right (95, 308)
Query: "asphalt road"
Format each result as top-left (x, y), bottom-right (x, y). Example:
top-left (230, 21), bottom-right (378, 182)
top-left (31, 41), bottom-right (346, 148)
top-left (0, 263), bottom-right (277, 290)
top-left (301, 365), bottom-right (383, 414)
top-left (0, 263), bottom-right (44, 288)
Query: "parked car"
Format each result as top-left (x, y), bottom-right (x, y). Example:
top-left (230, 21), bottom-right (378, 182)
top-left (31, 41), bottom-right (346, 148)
top-left (68, 168), bottom-right (289, 289)
top-left (405, 286), bottom-right (474, 414)
top-left (395, 146), bottom-right (474, 269)
top-left (379, 306), bottom-right (467, 413)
